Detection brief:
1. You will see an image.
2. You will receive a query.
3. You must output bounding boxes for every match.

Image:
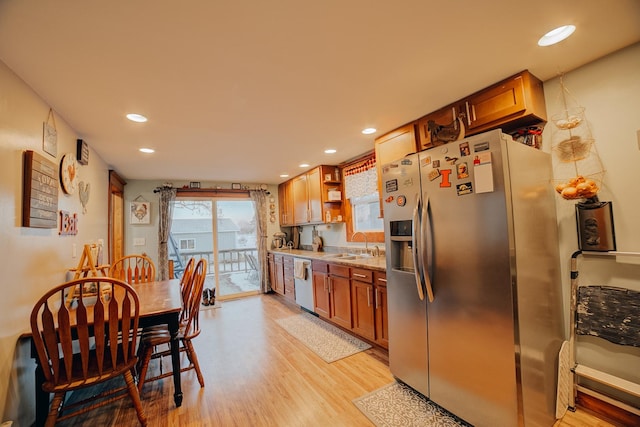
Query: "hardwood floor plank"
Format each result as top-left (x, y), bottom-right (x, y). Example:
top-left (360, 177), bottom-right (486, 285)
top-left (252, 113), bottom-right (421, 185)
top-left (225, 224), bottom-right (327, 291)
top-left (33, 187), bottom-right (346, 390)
top-left (56, 294), bottom-right (615, 427)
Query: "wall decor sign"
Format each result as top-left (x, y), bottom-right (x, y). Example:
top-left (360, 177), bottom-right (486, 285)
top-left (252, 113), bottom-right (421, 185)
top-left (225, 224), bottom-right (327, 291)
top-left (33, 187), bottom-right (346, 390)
top-left (43, 108), bottom-right (57, 157)
top-left (76, 139), bottom-right (89, 165)
top-left (59, 210), bottom-right (78, 235)
top-left (130, 200), bottom-right (150, 224)
top-left (22, 150), bottom-right (58, 228)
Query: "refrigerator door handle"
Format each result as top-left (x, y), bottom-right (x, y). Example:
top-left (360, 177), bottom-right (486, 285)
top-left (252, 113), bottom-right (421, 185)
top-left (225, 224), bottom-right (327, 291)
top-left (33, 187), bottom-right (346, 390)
top-left (421, 194), bottom-right (435, 302)
top-left (412, 194), bottom-right (426, 301)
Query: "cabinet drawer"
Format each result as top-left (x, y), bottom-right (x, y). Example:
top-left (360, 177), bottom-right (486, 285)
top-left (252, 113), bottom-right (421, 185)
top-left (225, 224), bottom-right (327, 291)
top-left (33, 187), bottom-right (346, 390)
top-left (329, 263), bottom-right (350, 278)
top-left (351, 268), bottom-right (373, 283)
top-left (374, 271), bottom-right (387, 287)
top-left (312, 260), bottom-right (329, 273)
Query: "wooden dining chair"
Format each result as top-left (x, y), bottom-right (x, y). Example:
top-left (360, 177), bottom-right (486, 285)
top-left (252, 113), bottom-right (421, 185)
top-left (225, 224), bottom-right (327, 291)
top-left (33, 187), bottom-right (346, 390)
top-left (137, 258), bottom-right (207, 392)
top-left (30, 277), bottom-right (147, 426)
top-left (110, 254), bottom-right (156, 284)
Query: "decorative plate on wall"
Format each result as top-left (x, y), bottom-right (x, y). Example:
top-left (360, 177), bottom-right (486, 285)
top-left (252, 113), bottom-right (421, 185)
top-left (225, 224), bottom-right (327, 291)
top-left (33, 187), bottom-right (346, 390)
top-left (60, 152), bottom-right (78, 194)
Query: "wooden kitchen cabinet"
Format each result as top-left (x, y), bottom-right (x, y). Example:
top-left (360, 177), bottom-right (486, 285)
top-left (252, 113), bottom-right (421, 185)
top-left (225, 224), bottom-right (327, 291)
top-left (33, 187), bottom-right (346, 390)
top-left (312, 261), bottom-right (331, 318)
top-left (373, 271), bottom-right (389, 348)
top-left (272, 254), bottom-right (285, 296)
top-left (351, 268), bottom-right (375, 341)
top-left (278, 180), bottom-right (294, 226)
top-left (312, 260), bottom-right (352, 329)
top-left (292, 167), bottom-right (322, 225)
top-left (286, 165), bottom-right (341, 225)
top-left (416, 102), bottom-right (466, 151)
top-left (268, 253), bottom-right (276, 292)
top-left (329, 263), bottom-right (352, 329)
top-left (462, 70), bottom-right (547, 135)
top-left (351, 268), bottom-right (388, 348)
top-left (374, 123), bottom-right (418, 217)
top-left (283, 255), bottom-right (295, 301)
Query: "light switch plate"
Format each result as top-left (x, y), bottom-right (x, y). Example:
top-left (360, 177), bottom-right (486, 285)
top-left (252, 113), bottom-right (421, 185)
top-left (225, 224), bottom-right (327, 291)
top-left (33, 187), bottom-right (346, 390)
top-left (133, 237), bottom-right (146, 246)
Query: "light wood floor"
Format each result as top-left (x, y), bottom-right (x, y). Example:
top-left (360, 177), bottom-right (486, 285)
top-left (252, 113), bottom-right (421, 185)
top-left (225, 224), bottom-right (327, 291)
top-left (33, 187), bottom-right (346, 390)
top-left (58, 294), bottom-right (615, 427)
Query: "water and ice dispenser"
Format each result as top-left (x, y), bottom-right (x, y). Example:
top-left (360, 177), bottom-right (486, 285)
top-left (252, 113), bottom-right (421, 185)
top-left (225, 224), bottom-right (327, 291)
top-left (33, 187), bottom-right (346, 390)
top-left (389, 220), bottom-right (415, 272)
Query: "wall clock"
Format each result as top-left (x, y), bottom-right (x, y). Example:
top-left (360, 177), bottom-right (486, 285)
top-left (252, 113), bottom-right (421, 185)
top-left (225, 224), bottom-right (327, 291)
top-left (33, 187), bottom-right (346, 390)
top-left (60, 153), bottom-right (78, 194)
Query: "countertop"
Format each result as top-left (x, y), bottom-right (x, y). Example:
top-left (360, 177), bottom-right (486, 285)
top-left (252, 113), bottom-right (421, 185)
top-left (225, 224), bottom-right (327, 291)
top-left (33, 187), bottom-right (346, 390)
top-left (269, 249), bottom-right (387, 272)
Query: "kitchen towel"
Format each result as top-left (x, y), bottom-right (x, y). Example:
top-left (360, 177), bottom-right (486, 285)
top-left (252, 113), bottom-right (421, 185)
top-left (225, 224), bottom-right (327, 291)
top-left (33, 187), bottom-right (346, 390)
top-left (294, 259), bottom-right (307, 280)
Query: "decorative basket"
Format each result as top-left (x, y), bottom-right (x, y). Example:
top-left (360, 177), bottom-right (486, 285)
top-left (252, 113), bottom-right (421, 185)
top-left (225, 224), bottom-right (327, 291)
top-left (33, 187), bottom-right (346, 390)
top-left (553, 136), bottom-right (594, 162)
top-left (551, 107), bottom-right (585, 130)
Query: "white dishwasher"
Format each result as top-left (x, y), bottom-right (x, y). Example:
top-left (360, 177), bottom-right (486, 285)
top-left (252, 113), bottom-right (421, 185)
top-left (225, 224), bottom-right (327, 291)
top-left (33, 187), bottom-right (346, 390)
top-left (293, 258), bottom-right (314, 312)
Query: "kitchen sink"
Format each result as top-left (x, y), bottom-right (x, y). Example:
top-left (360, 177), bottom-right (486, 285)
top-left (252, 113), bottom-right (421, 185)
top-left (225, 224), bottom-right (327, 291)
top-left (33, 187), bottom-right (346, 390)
top-left (321, 253), bottom-right (372, 260)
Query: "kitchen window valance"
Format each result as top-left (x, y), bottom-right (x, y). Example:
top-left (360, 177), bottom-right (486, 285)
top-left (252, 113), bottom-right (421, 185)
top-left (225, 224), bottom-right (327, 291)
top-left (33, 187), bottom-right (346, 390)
top-left (344, 154), bottom-right (377, 201)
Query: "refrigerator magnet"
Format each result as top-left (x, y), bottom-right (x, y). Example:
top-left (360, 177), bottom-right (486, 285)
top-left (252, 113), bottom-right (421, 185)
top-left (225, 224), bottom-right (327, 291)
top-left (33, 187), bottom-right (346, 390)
top-left (456, 182), bottom-right (473, 195)
top-left (439, 169), bottom-right (452, 188)
top-left (428, 169), bottom-right (441, 181)
top-left (457, 162), bottom-right (469, 179)
top-left (459, 142), bottom-right (470, 157)
top-left (432, 160), bottom-right (440, 168)
top-left (397, 195), bottom-right (406, 206)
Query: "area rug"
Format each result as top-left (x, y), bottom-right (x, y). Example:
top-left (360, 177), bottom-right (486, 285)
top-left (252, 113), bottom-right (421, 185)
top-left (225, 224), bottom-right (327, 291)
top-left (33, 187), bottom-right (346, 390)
top-left (275, 312), bottom-right (371, 363)
top-left (353, 382), bottom-right (471, 427)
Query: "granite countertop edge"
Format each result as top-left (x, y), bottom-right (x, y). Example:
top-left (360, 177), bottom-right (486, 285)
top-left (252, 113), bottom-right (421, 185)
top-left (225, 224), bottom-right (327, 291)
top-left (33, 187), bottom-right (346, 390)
top-left (268, 249), bottom-right (386, 272)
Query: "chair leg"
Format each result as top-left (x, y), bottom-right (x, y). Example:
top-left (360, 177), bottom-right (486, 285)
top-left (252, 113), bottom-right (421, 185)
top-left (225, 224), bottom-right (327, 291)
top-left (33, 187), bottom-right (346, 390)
top-left (184, 339), bottom-right (205, 387)
top-left (45, 392), bottom-right (65, 427)
top-left (124, 370), bottom-right (147, 426)
top-left (137, 344), bottom-right (154, 393)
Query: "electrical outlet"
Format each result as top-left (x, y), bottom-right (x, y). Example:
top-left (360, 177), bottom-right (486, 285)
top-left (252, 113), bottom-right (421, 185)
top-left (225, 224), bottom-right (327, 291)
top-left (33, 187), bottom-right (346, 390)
top-left (133, 237), bottom-right (146, 246)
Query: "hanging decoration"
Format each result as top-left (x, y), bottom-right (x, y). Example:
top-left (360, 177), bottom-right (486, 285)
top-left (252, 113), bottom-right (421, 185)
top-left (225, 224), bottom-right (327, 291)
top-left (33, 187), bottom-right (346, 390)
top-left (43, 108), bottom-right (57, 157)
top-left (551, 75), bottom-right (605, 201)
top-left (78, 181), bottom-right (90, 214)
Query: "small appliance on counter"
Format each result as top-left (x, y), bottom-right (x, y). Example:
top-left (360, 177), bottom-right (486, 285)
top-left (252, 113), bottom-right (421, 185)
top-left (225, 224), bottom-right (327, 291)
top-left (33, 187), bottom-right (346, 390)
top-left (272, 232), bottom-right (287, 249)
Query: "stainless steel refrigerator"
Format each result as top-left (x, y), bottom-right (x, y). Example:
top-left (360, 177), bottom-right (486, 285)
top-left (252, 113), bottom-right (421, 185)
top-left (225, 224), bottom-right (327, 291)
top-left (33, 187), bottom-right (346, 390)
top-left (382, 129), bottom-right (564, 426)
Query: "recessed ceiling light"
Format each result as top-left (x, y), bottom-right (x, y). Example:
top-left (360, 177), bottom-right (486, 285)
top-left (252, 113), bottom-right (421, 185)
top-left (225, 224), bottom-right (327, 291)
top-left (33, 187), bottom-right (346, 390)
top-left (139, 148), bottom-right (155, 154)
top-left (299, 163), bottom-right (310, 168)
top-left (538, 25), bottom-right (576, 47)
top-left (280, 174), bottom-right (289, 178)
top-left (324, 149), bottom-right (337, 154)
top-left (362, 127), bottom-right (377, 135)
top-left (126, 113), bottom-right (148, 123)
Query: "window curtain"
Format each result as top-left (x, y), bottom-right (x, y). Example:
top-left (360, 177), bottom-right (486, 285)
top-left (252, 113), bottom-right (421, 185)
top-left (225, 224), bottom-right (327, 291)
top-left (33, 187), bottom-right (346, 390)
top-left (157, 186), bottom-right (177, 280)
top-left (250, 190), bottom-right (271, 293)
top-left (344, 155), bottom-right (377, 201)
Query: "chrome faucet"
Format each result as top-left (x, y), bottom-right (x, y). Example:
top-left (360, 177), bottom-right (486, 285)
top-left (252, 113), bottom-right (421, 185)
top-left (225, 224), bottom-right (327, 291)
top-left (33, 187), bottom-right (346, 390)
top-left (351, 231), bottom-right (368, 255)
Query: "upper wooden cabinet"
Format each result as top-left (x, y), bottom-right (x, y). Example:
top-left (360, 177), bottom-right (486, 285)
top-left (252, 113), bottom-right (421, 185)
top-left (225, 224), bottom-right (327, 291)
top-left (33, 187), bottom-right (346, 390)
top-left (374, 123), bottom-right (418, 217)
top-left (282, 165), bottom-right (343, 226)
top-left (278, 180), bottom-right (294, 227)
top-left (374, 123), bottom-right (418, 169)
top-left (417, 103), bottom-right (466, 151)
top-left (462, 70), bottom-right (546, 134)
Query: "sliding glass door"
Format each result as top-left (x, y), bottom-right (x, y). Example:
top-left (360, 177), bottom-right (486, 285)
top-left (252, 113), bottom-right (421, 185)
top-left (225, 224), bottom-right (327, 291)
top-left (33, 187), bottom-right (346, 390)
top-left (170, 197), bottom-right (260, 300)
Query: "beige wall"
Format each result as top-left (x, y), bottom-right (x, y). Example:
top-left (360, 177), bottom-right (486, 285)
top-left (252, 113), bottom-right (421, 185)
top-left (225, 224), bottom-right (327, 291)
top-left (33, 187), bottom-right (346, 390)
top-left (1, 41), bottom-right (639, 424)
top-left (0, 60), bottom-right (110, 424)
top-left (120, 179), bottom-right (281, 268)
top-left (543, 42), bottom-right (640, 405)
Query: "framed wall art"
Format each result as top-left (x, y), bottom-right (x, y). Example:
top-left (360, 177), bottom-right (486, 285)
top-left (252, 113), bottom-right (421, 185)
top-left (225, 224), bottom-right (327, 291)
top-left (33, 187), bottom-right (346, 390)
top-left (130, 199), bottom-right (151, 224)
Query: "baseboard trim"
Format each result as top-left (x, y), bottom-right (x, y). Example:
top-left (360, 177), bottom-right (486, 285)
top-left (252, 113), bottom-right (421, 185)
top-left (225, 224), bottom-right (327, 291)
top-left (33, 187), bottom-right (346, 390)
top-left (576, 389), bottom-right (640, 426)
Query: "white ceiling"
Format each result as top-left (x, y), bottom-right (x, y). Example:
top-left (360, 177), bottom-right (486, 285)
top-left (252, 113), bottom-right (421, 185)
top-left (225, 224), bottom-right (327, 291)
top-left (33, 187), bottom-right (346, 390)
top-left (1, 1), bottom-right (639, 185)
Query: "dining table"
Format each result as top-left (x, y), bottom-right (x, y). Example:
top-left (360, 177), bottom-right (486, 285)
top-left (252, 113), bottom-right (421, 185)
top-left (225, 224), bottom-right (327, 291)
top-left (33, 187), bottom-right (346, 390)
top-left (28, 278), bottom-right (184, 427)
